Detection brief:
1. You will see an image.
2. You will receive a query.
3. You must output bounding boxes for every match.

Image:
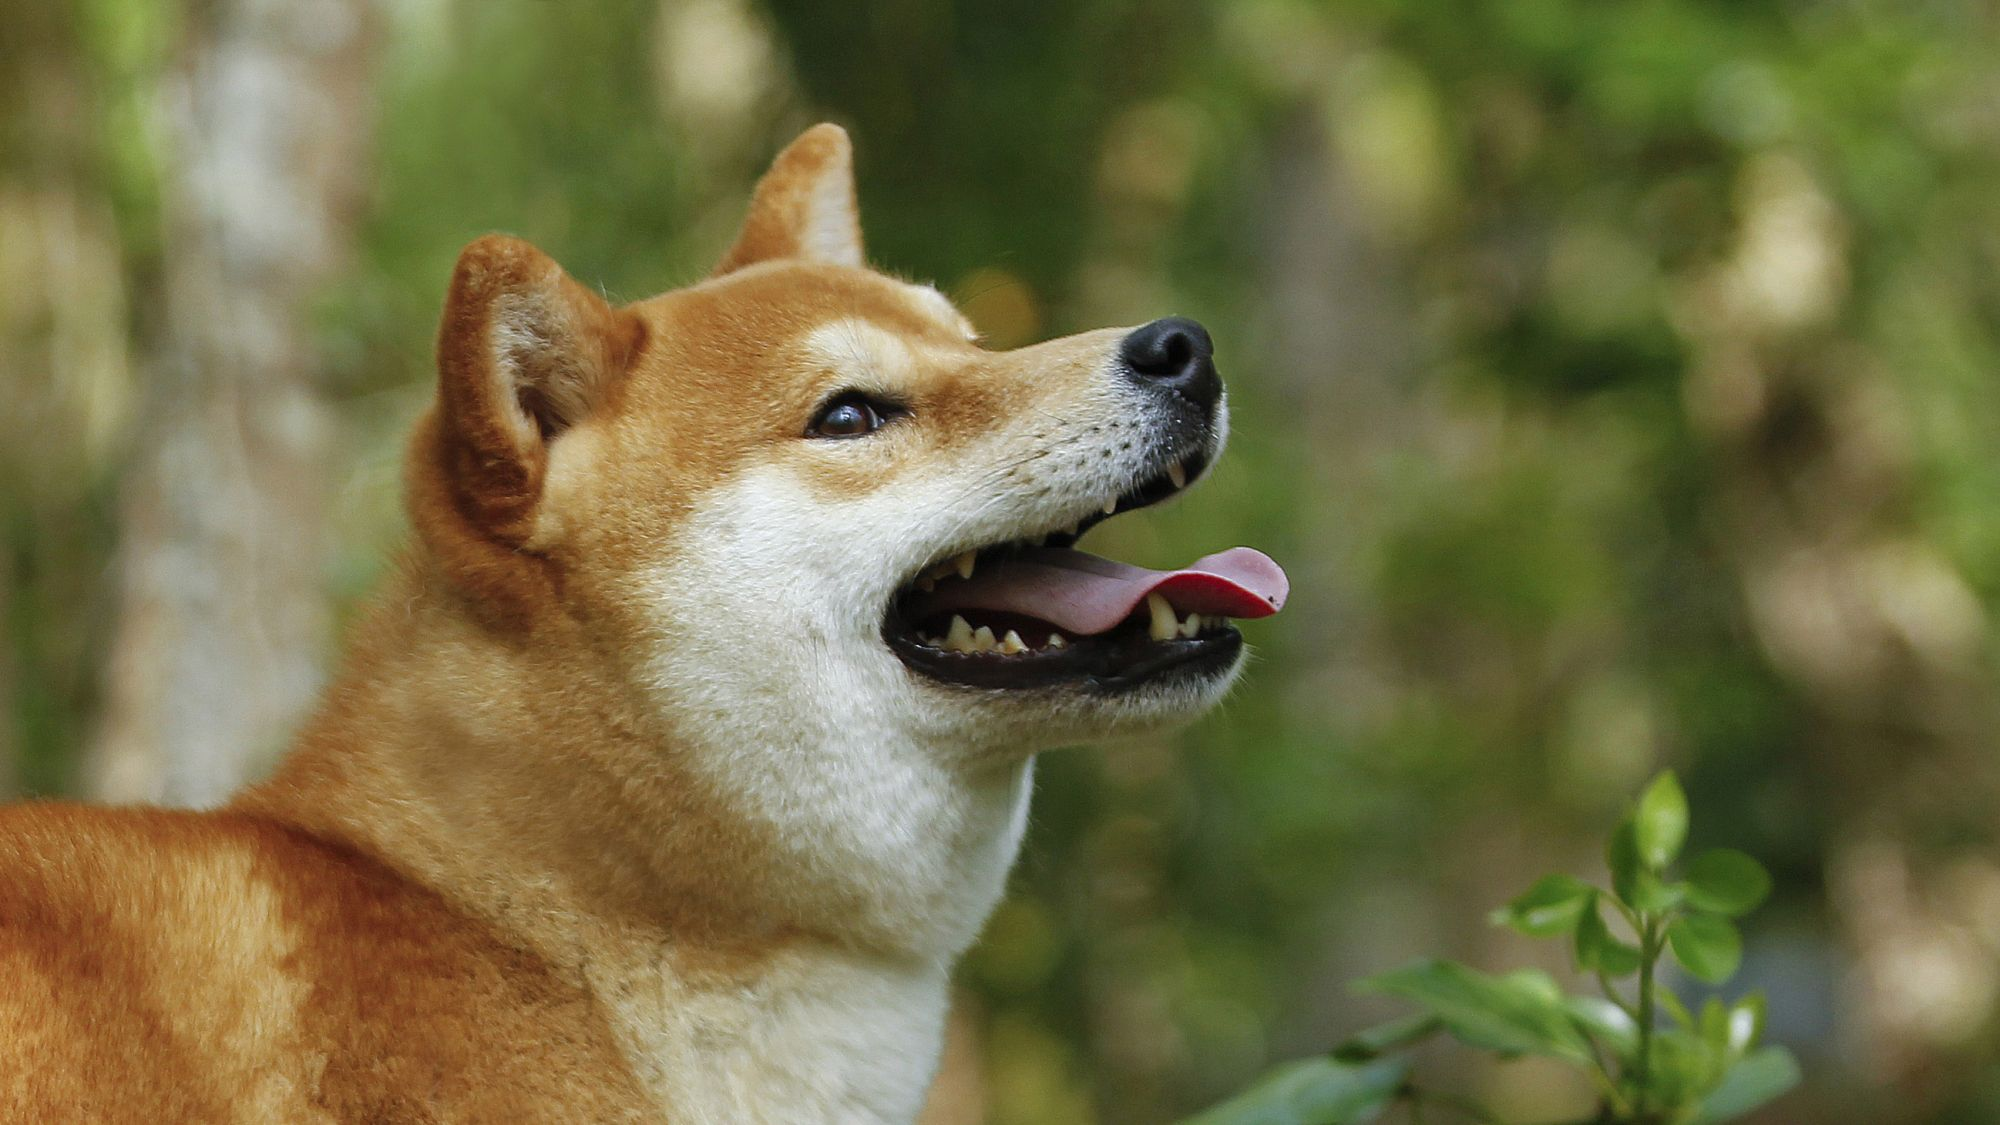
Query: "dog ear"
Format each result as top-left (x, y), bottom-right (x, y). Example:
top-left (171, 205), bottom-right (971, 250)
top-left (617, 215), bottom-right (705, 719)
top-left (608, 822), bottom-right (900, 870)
top-left (713, 123), bottom-right (864, 274)
top-left (423, 234), bottom-right (644, 550)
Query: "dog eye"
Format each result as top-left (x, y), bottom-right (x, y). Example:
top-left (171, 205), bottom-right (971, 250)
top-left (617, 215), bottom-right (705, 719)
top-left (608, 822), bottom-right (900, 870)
top-left (808, 393), bottom-right (900, 439)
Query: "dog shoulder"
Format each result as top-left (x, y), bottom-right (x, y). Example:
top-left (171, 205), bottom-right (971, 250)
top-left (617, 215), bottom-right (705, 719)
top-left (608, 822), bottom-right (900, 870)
top-left (0, 803), bottom-right (653, 1123)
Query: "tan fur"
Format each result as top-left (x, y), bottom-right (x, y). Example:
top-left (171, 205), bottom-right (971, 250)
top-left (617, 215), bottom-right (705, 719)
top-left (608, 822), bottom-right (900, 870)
top-left (0, 125), bottom-right (1230, 1122)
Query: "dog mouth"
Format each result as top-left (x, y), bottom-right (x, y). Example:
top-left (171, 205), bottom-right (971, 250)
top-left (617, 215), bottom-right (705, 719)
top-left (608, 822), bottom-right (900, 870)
top-left (883, 451), bottom-right (1289, 692)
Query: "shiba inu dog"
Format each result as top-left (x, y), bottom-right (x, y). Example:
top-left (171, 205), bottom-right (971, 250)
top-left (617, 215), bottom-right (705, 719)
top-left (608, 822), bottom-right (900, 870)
top-left (0, 125), bottom-right (1285, 1123)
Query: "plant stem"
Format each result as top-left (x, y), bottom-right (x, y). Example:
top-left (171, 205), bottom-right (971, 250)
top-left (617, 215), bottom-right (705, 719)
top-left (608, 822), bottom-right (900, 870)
top-left (1632, 916), bottom-right (1661, 1119)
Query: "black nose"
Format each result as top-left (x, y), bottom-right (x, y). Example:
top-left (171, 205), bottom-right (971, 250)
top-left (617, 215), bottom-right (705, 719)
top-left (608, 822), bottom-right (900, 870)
top-left (1120, 316), bottom-right (1220, 410)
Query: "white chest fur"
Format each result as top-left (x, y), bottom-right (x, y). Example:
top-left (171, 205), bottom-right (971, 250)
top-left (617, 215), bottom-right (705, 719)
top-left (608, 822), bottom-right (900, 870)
top-left (591, 936), bottom-right (955, 1123)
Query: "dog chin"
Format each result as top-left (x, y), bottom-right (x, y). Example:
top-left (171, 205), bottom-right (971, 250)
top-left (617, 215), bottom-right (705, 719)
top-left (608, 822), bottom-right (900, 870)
top-left (908, 642), bottom-right (1247, 757)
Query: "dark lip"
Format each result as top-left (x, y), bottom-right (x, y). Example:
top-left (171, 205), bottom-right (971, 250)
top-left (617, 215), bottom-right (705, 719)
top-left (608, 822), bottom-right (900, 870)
top-left (884, 621), bottom-right (1242, 693)
top-left (1041, 446), bottom-right (1211, 550)
top-left (880, 435), bottom-right (1237, 694)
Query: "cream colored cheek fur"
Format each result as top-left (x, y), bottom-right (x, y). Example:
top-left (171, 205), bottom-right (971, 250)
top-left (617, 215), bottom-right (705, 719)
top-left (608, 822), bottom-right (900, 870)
top-left (627, 370), bottom-right (1238, 930)
top-left (595, 361), bottom-right (1237, 1122)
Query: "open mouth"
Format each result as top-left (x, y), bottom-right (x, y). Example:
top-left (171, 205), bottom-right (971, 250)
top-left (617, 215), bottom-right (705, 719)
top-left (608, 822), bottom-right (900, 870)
top-left (883, 452), bottom-right (1289, 692)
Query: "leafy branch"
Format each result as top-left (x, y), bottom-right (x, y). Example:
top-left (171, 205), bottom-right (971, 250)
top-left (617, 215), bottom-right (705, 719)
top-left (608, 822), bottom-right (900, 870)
top-left (1181, 772), bottom-right (1799, 1125)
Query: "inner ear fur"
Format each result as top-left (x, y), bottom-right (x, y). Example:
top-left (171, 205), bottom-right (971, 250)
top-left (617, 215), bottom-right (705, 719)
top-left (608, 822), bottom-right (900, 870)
top-left (418, 234), bottom-right (643, 580)
top-left (714, 123), bottom-right (865, 274)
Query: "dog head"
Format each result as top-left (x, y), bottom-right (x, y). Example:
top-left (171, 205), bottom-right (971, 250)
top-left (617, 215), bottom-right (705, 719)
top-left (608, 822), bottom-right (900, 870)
top-left (406, 125), bottom-right (1286, 944)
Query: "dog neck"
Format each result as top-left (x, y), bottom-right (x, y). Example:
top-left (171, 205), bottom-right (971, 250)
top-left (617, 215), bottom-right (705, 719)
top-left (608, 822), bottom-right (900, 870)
top-left (236, 560), bottom-right (1034, 1120)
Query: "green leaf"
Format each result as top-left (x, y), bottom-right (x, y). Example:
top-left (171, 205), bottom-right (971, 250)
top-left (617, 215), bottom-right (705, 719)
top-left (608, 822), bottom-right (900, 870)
top-left (1728, 993), bottom-right (1768, 1056)
top-left (1667, 913), bottom-right (1743, 984)
top-left (1657, 986), bottom-right (1696, 1031)
top-left (1331, 1014), bottom-right (1441, 1062)
top-left (1179, 1056), bottom-right (1410, 1125)
top-left (1699, 997), bottom-right (1731, 1058)
top-left (1626, 873), bottom-right (1687, 914)
top-left (1491, 874), bottom-right (1595, 937)
top-left (1564, 995), bottom-right (1637, 1059)
top-left (1685, 849), bottom-right (1772, 917)
top-left (1691, 1046), bottom-right (1802, 1123)
top-left (1606, 820), bottom-right (1644, 907)
top-left (1573, 894), bottom-right (1642, 976)
top-left (1634, 770), bottom-right (1689, 870)
top-left (1357, 959), bottom-right (1594, 1065)
top-left (1637, 1027), bottom-right (1721, 1110)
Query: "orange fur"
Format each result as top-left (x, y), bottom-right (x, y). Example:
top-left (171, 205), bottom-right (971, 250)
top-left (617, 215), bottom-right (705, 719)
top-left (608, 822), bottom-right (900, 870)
top-left (0, 124), bottom-right (1169, 1122)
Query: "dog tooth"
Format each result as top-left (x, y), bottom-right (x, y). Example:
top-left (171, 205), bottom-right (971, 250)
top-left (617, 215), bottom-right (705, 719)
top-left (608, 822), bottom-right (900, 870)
top-left (972, 625), bottom-right (997, 652)
top-left (1046, 632), bottom-right (1067, 648)
top-left (955, 551), bottom-right (977, 580)
top-left (946, 615), bottom-right (975, 652)
top-left (917, 575), bottom-right (936, 593)
top-left (1167, 461), bottom-right (1187, 490)
top-left (998, 629), bottom-right (1028, 654)
top-left (1102, 497), bottom-right (1119, 515)
top-left (1178, 612), bottom-right (1201, 638)
top-left (1146, 593), bottom-right (1177, 641)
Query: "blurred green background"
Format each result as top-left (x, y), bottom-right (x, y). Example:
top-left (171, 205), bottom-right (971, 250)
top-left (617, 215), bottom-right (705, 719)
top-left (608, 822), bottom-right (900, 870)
top-left (6, 0), bottom-right (2000, 1121)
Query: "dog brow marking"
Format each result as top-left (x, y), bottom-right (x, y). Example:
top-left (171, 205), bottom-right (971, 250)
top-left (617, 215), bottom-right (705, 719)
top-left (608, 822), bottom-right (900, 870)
top-left (802, 318), bottom-right (916, 385)
top-left (901, 283), bottom-right (976, 341)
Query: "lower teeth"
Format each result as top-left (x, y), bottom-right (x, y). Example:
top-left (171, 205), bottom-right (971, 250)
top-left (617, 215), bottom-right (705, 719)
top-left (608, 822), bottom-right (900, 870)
top-left (924, 611), bottom-right (1213, 654)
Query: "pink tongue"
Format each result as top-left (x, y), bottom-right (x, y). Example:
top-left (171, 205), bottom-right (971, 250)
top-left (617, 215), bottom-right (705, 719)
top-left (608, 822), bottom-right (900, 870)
top-left (906, 547), bottom-right (1288, 637)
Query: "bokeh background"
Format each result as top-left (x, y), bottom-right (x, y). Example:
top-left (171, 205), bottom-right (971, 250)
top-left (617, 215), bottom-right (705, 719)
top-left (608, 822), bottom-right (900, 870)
top-left (6, 0), bottom-right (2000, 1121)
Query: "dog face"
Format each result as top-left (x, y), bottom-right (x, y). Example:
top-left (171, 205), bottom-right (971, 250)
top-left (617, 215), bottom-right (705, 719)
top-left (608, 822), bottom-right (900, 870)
top-left (409, 126), bottom-right (1284, 941)
top-left (421, 125), bottom-right (1282, 761)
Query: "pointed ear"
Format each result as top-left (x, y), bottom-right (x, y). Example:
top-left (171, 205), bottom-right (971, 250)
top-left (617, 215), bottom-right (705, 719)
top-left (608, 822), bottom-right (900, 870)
top-left (425, 234), bottom-right (644, 547)
top-left (713, 123), bottom-right (864, 274)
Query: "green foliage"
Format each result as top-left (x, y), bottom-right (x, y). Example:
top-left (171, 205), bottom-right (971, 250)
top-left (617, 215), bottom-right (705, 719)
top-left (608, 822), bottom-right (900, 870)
top-left (1179, 1057), bottom-right (1411, 1125)
top-left (1489, 874), bottom-right (1592, 937)
top-left (1633, 772), bottom-right (1690, 871)
top-left (1666, 914), bottom-right (1742, 985)
top-left (1359, 961), bottom-right (1594, 1066)
top-left (1183, 772), bottom-right (1797, 1124)
top-left (1683, 851), bottom-right (1772, 918)
top-left (1691, 1049), bottom-right (1802, 1125)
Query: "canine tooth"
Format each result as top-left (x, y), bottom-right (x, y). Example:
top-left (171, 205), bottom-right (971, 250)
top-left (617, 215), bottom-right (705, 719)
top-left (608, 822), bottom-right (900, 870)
top-left (1046, 632), bottom-right (1067, 648)
top-left (946, 615), bottom-right (975, 652)
top-left (1147, 593), bottom-right (1177, 641)
top-left (999, 629), bottom-right (1028, 654)
top-left (972, 625), bottom-right (997, 652)
top-left (955, 551), bottom-right (977, 580)
top-left (1167, 461), bottom-right (1187, 489)
top-left (1103, 497), bottom-right (1119, 515)
top-left (1178, 612), bottom-right (1201, 638)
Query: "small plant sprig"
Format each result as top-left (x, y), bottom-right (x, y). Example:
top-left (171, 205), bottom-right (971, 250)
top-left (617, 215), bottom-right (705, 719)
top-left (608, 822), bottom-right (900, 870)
top-left (1182, 772), bottom-right (1799, 1125)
